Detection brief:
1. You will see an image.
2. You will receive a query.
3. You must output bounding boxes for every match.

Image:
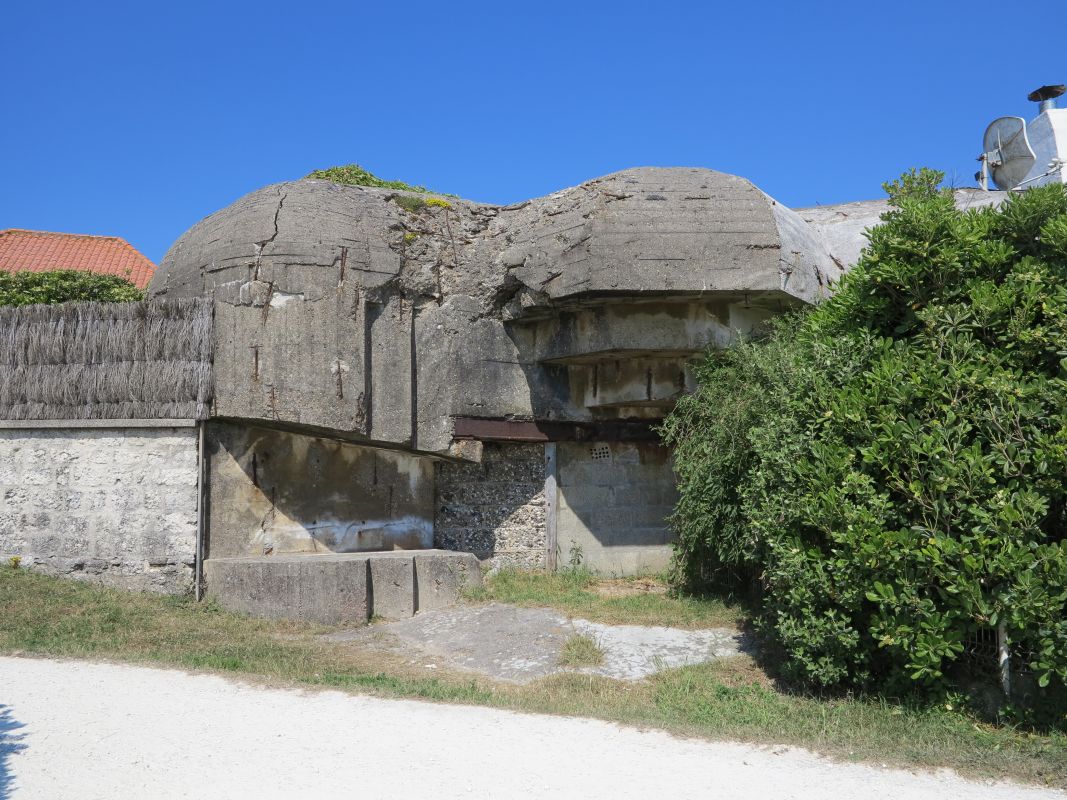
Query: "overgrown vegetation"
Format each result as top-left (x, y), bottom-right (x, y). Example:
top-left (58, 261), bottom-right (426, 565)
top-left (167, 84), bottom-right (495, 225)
top-left (0, 270), bottom-right (142, 306)
top-left (306, 164), bottom-right (438, 194)
top-left (1, 567), bottom-right (1063, 786)
top-left (464, 568), bottom-right (743, 629)
top-left (663, 169), bottom-right (1067, 714)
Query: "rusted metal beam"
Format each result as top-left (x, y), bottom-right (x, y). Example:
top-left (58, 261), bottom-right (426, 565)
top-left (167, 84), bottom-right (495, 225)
top-left (452, 417), bottom-right (659, 443)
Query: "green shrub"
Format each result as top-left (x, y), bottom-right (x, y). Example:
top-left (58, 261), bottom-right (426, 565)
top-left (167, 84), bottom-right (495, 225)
top-left (306, 164), bottom-right (435, 193)
top-left (0, 270), bottom-right (143, 306)
top-left (663, 169), bottom-right (1067, 704)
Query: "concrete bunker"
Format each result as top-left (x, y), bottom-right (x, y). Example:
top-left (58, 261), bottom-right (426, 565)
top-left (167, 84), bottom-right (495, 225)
top-left (146, 166), bottom-right (841, 581)
top-left (0, 159), bottom-right (1033, 618)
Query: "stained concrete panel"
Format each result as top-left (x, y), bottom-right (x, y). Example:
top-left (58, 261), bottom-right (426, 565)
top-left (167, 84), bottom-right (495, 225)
top-left (369, 555), bottom-right (415, 619)
top-left (414, 551), bottom-right (482, 612)
top-left (207, 421), bottom-right (434, 558)
top-left (556, 441), bottom-right (677, 575)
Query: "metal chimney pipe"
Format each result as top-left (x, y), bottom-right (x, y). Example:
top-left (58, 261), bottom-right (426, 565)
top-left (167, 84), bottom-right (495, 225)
top-left (1029, 85), bottom-right (1065, 113)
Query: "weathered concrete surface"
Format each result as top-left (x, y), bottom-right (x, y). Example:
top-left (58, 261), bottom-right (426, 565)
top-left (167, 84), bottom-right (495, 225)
top-left (368, 555), bottom-right (415, 619)
top-left (151, 168), bottom-right (843, 454)
top-left (798, 188), bottom-right (1005, 271)
top-left (205, 553), bottom-right (371, 625)
top-left (207, 421), bottom-right (434, 558)
top-left (204, 550), bottom-right (481, 624)
top-left (556, 441), bottom-right (678, 575)
top-left (325, 603), bottom-right (744, 683)
top-left (0, 427), bottom-right (198, 593)
top-left (414, 551), bottom-right (482, 612)
top-left (148, 167), bottom-right (848, 575)
top-left (571, 618), bottom-right (743, 680)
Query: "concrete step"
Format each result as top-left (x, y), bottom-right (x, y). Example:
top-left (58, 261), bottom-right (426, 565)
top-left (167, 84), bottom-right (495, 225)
top-left (203, 550), bottom-right (481, 625)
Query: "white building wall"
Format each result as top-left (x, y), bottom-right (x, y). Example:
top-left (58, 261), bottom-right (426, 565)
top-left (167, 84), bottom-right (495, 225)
top-left (0, 423), bottom-right (199, 593)
top-left (1020, 108), bottom-right (1067, 188)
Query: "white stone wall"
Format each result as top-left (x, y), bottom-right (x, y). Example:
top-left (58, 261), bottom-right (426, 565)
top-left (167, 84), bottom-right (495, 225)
top-left (0, 426), bottom-right (199, 593)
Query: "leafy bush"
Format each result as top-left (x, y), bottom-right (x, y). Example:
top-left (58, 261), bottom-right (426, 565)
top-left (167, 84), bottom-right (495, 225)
top-left (0, 270), bottom-right (143, 306)
top-left (663, 169), bottom-right (1067, 702)
top-left (306, 164), bottom-right (436, 193)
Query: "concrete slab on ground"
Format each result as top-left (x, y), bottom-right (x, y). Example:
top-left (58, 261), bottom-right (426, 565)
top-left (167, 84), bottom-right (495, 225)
top-left (324, 603), bottom-right (746, 683)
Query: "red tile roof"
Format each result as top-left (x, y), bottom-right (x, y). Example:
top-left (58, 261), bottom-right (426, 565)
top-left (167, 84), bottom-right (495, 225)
top-left (0, 229), bottom-right (156, 289)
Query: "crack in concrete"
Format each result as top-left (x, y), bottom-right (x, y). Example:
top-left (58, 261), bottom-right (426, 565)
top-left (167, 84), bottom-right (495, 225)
top-left (252, 189), bottom-right (288, 281)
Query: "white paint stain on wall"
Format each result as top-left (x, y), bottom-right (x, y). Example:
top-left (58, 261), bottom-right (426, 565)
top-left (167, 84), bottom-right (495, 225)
top-left (252, 514), bottom-right (433, 554)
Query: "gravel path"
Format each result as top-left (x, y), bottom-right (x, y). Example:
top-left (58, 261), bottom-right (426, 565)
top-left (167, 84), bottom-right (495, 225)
top-left (0, 656), bottom-right (1061, 800)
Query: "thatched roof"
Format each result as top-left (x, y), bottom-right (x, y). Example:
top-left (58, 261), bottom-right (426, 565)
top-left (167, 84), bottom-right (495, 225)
top-left (0, 299), bottom-right (212, 420)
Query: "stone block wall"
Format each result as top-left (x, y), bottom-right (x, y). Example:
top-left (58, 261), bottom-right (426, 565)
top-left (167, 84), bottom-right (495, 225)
top-left (435, 443), bottom-right (546, 569)
top-left (0, 425), bottom-right (199, 593)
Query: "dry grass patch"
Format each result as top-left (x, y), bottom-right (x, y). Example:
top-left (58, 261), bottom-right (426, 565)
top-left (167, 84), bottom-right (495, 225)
top-left (594, 577), bottom-right (668, 599)
top-left (464, 568), bottom-right (743, 629)
top-left (558, 634), bottom-right (605, 668)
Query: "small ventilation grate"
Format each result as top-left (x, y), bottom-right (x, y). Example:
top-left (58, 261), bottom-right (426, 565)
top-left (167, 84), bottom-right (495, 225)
top-left (590, 445), bottom-right (611, 461)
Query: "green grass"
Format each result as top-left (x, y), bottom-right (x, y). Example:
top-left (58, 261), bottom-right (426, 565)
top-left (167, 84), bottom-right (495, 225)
top-left (0, 567), bottom-right (485, 703)
top-left (463, 567), bottom-right (744, 629)
top-left (558, 634), bottom-right (605, 668)
top-left (1, 567), bottom-right (1064, 788)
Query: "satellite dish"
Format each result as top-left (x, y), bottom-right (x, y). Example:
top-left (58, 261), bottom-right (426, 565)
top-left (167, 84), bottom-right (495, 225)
top-left (983, 116), bottom-right (1036, 190)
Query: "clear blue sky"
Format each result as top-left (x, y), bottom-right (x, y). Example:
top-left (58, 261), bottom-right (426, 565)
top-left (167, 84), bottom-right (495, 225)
top-left (1, 1), bottom-right (1063, 264)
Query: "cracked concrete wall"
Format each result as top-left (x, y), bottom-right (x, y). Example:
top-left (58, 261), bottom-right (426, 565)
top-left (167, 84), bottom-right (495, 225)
top-left (0, 427), bottom-right (198, 593)
top-left (151, 168), bottom-right (842, 455)
top-left (435, 443), bottom-right (546, 569)
top-left (207, 421), bottom-right (434, 558)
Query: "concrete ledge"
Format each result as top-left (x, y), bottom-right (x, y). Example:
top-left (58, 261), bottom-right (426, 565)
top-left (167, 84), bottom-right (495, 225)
top-left (205, 554), bottom-right (369, 625)
top-left (204, 550), bottom-right (483, 625)
top-left (369, 557), bottom-right (415, 620)
top-left (415, 552), bottom-right (482, 613)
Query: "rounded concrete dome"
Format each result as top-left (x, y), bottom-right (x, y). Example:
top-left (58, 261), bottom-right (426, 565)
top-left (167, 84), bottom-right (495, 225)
top-left (149, 167), bottom-right (842, 452)
top-left (151, 167), bottom-right (838, 308)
